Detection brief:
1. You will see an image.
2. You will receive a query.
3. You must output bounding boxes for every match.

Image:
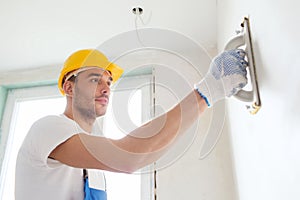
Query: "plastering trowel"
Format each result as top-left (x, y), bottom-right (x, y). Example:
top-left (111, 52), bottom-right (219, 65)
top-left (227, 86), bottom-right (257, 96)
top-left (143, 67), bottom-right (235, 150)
top-left (224, 16), bottom-right (261, 114)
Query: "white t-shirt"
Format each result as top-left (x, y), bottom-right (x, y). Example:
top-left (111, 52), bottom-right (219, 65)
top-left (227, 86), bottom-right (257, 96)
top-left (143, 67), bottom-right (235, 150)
top-left (15, 114), bottom-right (105, 200)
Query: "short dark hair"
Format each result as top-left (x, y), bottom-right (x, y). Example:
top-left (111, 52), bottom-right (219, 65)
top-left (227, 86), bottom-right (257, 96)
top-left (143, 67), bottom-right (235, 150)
top-left (61, 70), bottom-right (77, 88)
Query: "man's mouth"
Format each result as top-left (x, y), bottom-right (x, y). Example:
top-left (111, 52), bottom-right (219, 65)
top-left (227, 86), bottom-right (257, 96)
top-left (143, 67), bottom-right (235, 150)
top-left (95, 96), bottom-right (109, 105)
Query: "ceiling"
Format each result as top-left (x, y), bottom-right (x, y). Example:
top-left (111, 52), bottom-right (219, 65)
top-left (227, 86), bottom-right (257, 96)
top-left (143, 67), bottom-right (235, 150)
top-left (0, 0), bottom-right (217, 73)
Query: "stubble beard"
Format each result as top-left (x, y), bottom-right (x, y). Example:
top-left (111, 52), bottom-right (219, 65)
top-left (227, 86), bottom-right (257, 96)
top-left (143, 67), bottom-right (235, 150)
top-left (73, 85), bottom-right (97, 125)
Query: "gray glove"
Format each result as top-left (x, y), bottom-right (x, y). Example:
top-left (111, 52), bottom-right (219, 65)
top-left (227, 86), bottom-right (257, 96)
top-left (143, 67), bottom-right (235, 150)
top-left (195, 49), bottom-right (248, 107)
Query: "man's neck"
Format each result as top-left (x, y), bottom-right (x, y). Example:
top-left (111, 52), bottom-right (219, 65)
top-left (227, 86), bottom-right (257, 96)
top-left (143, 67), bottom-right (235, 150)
top-left (64, 111), bottom-right (95, 133)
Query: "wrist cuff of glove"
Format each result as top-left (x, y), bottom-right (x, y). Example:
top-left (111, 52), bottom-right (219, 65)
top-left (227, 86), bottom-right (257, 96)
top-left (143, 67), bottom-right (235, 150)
top-left (194, 73), bottom-right (225, 107)
top-left (195, 88), bottom-right (211, 107)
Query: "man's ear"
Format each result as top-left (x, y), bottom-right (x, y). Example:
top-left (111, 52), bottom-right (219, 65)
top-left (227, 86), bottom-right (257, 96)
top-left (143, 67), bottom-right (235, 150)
top-left (63, 81), bottom-right (74, 96)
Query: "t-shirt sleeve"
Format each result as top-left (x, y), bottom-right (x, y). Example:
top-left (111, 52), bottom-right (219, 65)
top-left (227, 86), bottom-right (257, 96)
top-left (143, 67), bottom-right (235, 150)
top-left (24, 115), bottom-right (83, 168)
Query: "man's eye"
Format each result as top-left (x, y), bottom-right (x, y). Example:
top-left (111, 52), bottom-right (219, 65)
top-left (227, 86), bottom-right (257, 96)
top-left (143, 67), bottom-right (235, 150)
top-left (91, 78), bottom-right (99, 83)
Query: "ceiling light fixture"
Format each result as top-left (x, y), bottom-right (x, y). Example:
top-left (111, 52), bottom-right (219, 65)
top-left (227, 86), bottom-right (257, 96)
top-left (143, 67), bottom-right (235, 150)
top-left (132, 7), bottom-right (143, 15)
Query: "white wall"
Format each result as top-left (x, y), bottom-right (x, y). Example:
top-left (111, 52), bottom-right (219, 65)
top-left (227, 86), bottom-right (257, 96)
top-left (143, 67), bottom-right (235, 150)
top-left (150, 48), bottom-right (238, 200)
top-left (217, 0), bottom-right (300, 199)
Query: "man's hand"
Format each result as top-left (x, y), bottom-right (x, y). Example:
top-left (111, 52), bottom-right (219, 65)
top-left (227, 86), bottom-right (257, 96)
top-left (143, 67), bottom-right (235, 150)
top-left (195, 49), bottom-right (248, 107)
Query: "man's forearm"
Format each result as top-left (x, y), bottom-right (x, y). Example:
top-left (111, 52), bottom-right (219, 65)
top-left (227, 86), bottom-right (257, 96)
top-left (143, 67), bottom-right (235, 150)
top-left (78, 90), bottom-right (207, 173)
top-left (117, 89), bottom-right (207, 153)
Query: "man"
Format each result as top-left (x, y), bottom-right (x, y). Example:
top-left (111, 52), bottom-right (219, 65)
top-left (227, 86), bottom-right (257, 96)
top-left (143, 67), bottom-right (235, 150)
top-left (15, 48), bottom-right (247, 199)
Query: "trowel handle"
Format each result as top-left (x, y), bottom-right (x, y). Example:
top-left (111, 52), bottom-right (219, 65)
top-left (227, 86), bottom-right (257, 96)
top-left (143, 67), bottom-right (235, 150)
top-left (224, 34), bottom-right (245, 50)
top-left (224, 34), bottom-right (253, 102)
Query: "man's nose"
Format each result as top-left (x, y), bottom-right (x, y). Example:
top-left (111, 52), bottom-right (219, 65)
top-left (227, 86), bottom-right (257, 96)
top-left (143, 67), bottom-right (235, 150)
top-left (99, 82), bottom-right (110, 95)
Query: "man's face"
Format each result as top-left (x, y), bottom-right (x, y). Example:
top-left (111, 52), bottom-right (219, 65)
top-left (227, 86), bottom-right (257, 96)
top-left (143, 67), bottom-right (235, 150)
top-left (72, 67), bottom-right (113, 118)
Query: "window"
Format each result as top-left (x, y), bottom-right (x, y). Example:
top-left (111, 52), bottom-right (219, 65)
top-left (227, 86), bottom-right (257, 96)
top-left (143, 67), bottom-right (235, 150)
top-left (0, 74), bottom-right (154, 200)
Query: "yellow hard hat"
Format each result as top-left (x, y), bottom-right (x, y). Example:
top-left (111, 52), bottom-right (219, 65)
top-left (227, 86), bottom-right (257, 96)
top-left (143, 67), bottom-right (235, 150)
top-left (58, 49), bottom-right (124, 95)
